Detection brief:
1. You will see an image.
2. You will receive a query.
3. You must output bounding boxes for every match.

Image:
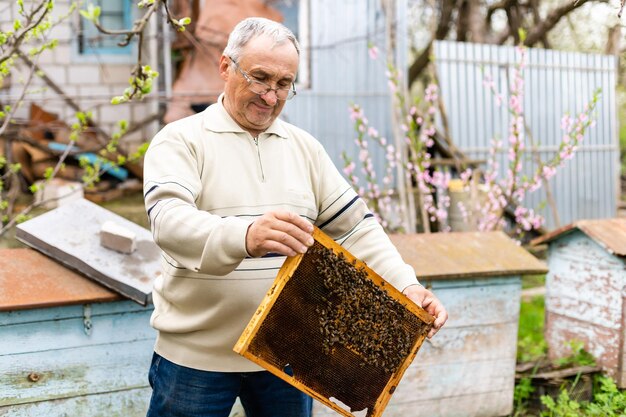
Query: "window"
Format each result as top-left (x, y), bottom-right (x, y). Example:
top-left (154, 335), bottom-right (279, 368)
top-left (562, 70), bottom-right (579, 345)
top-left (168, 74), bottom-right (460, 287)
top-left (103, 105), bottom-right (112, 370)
top-left (78, 0), bottom-right (132, 56)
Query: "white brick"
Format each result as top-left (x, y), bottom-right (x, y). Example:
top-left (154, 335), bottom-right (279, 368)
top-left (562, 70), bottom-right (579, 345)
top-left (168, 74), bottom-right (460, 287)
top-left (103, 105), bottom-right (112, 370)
top-left (68, 65), bottom-right (101, 85)
top-left (131, 102), bottom-right (154, 122)
top-left (34, 179), bottom-right (84, 209)
top-left (41, 65), bottom-right (68, 85)
top-left (48, 21), bottom-right (71, 40)
top-left (99, 102), bottom-right (131, 125)
top-left (101, 64), bottom-right (135, 84)
top-left (100, 220), bottom-right (137, 254)
top-left (78, 85), bottom-right (115, 107)
top-left (52, 43), bottom-right (72, 64)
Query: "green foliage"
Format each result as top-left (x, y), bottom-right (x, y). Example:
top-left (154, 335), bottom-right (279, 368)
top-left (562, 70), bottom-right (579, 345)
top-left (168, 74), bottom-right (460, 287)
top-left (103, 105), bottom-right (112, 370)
top-left (514, 377), bottom-right (535, 416)
top-left (137, 0), bottom-right (156, 8)
top-left (540, 375), bottom-right (626, 417)
top-left (79, 4), bottom-right (101, 23)
top-left (522, 274), bottom-right (545, 289)
top-left (13, 213), bottom-right (31, 224)
top-left (517, 296), bottom-right (548, 362)
top-left (555, 340), bottom-right (596, 368)
top-left (111, 65), bottom-right (159, 104)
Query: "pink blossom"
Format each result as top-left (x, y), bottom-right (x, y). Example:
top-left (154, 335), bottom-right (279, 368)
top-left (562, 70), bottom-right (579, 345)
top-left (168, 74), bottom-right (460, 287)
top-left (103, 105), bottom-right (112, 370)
top-left (542, 165), bottom-right (556, 180)
top-left (368, 44), bottom-right (379, 61)
top-left (561, 115), bottom-right (572, 131)
top-left (343, 161), bottom-right (356, 175)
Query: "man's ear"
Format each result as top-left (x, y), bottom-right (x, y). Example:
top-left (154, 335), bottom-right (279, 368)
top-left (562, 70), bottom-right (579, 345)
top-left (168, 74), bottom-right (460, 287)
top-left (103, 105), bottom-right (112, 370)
top-left (219, 55), bottom-right (230, 81)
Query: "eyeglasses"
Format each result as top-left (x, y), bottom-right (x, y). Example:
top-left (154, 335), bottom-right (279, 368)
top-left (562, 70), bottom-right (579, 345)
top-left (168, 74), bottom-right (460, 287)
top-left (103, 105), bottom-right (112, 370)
top-left (229, 56), bottom-right (297, 101)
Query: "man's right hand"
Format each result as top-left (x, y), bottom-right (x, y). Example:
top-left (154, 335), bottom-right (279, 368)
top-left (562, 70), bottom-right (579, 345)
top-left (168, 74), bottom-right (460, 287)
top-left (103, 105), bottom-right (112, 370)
top-left (245, 210), bottom-right (314, 257)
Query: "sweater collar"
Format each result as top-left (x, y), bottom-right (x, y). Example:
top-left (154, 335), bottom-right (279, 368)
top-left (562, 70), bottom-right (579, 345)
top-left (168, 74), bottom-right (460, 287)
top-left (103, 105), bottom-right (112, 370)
top-left (202, 93), bottom-right (289, 139)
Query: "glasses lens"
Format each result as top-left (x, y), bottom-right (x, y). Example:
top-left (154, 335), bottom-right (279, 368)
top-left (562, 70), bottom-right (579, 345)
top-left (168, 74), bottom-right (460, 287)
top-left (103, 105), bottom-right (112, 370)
top-left (247, 79), bottom-right (295, 101)
top-left (248, 80), bottom-right (270, 95)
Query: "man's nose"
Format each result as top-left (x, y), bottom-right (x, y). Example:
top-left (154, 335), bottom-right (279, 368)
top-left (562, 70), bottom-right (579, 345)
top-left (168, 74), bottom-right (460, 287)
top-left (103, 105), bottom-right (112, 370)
top-left (260, 89), bottom-right (279, 106)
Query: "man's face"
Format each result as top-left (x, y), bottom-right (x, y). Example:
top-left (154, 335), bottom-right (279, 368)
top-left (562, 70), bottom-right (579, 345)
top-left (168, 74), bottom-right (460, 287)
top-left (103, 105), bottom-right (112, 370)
top-left (220, 35), bottom-right (299, 136)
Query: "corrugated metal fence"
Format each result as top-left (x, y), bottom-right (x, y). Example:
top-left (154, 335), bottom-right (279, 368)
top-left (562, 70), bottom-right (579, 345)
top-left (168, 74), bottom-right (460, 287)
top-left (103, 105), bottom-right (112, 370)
top-left (282, 0), bottom-right (406, 175)
top-left (434, 41), bottom-right (619, 230)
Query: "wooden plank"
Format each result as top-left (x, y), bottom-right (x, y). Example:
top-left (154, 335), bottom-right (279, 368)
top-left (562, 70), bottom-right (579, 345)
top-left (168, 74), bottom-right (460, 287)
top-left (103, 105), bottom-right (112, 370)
top-left (424, 278), bottom-right (521, 328)
top-left (15, 199), bottom-right (161, 305)
top-left (0, 300), bottom-right (152, 327)
top-left (0, 387), bottom-right (151, 417)
top-left (0, 308), bottom-right (155, 356)
top-left (416, 322), bottom-right (519, 364)
top-left (0, 248), bottom-right (118, 311)
top-left (314, 388), bottom-right (513, 417)
top-left (393, 358), bottom-right (515, 402)
top-left (1, 339), bottom-right (153, 406)
top-left (616, 291), bottom-right (626, 389)
top-left (545, 233), bottom-right (623, 328)
top-left (545, 312), bottom-right (621, 381)
top-left (390, 231), bottom-right (547, 280)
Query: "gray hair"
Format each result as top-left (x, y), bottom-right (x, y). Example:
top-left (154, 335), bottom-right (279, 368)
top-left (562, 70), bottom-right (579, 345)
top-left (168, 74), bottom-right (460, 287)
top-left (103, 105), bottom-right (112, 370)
top-left (223, 17), bottom-right (300, 63)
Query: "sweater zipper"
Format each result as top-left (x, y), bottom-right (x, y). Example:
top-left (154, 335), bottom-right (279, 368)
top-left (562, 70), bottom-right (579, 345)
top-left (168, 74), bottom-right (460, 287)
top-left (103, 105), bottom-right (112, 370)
top-left (253, 136), bottom-right (266, 182)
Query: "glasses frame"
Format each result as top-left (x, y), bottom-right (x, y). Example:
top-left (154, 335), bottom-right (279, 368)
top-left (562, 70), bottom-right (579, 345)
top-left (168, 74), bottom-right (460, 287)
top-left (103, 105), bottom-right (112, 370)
top-left (228, 56), bottom-right (297, 101)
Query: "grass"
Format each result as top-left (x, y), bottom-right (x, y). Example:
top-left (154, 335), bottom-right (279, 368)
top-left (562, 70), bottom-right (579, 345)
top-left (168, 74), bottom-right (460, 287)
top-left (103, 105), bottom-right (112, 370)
top-left (517, 295), bottom-right (547, 363)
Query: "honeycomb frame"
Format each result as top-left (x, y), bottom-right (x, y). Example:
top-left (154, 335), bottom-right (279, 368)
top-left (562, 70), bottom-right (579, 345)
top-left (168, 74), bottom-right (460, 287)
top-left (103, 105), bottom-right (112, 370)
top-left (234, 227), bottom-right (434, 417)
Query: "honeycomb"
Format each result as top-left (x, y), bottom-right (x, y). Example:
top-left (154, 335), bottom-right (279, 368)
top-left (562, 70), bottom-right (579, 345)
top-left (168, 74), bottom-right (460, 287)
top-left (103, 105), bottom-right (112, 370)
top-left (234, 228), bottom-right (434, 417)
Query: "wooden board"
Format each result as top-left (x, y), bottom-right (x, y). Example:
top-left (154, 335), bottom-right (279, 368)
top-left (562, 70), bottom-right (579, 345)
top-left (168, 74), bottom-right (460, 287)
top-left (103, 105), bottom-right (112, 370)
top-left (390, 231), bottom-right (547, 280)
top-left (0, 248), bottom-right (118, 311)
top-left (15, 198), bottom-right (161, 305)
top-left (234, 227), bottom-right (434, 417)
top-left (543, 231), bottom-right (625, 386)
top-left (0, 299), bottom-right (155, 415)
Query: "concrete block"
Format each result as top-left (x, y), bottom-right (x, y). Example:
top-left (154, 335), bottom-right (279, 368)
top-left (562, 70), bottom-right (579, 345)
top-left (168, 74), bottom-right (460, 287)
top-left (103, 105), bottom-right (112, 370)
top-left (34, 178), bottom-right (84, 209)
top-left (100, 221), bottom-right (137, 254)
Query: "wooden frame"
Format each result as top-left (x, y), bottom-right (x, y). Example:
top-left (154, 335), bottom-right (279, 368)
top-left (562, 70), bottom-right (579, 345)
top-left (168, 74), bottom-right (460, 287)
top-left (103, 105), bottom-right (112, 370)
top-left (234, 227), bottom-right (434, 417)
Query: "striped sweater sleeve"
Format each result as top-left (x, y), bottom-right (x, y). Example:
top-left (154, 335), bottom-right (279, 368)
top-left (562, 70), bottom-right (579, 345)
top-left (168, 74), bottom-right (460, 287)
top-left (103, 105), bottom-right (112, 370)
top-left (143, 127), bottom-right (251, 276)
top-left (314, 146), bottom-right (419, 292)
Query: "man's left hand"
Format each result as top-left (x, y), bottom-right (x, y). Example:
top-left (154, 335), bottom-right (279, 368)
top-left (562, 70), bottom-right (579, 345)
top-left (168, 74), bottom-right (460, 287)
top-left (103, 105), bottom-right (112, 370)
top-left (403, 284), bottom-right (448, 338)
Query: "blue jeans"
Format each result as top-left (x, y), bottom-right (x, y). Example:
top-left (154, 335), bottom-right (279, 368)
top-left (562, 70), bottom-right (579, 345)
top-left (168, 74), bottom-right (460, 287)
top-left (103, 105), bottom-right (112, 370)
top-left (146, 352), bottom-right (313, 417)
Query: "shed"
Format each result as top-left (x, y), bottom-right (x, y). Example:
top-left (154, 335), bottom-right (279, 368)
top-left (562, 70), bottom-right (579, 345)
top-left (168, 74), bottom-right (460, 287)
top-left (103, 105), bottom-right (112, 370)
top-left (0, 248), bottom-right (155, 416)
top-left (314, 231), bottom-right (546, 417)
top-left (531, 218), bottom-right (626, 388)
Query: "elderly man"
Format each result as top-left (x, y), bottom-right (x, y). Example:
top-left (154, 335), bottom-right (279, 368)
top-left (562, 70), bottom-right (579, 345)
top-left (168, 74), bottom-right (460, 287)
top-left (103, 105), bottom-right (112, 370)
top-left (143, 17), bottom-right (447, 417)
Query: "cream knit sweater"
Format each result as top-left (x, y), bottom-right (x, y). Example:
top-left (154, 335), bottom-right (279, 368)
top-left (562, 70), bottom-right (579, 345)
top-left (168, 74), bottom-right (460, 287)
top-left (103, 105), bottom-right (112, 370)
top-left (143, 96), bottom-right (419, 371)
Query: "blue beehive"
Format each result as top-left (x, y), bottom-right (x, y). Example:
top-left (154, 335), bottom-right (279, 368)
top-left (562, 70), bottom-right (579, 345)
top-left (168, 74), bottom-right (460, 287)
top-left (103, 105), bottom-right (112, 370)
top-left (0, 248), bottom-right (155, 416)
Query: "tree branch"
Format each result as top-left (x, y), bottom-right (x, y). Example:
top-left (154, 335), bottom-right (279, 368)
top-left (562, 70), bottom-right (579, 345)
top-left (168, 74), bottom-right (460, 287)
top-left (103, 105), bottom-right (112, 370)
top-left (408, 0), bottom-right (457, 87)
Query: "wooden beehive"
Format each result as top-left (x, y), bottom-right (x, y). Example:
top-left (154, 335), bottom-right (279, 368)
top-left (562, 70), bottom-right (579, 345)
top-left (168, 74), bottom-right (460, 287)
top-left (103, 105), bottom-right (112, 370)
top-left (234, 227), bottom-right (434, 417)
top-left (532, 218), bottom-right (626, 388)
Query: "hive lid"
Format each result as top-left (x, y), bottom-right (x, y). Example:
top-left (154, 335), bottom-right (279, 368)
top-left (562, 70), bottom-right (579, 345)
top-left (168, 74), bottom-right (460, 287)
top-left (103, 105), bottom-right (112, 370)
top-left (234, 227), bottom-right (434, 417)
top-left (390, 231), bottom-right (547, 280)
top-left (0, 248), bottom-right (118, 311)
top-left (531, 218), bottom-right (626, 257)
top-left (15, 198), bottom-right (161, 305)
